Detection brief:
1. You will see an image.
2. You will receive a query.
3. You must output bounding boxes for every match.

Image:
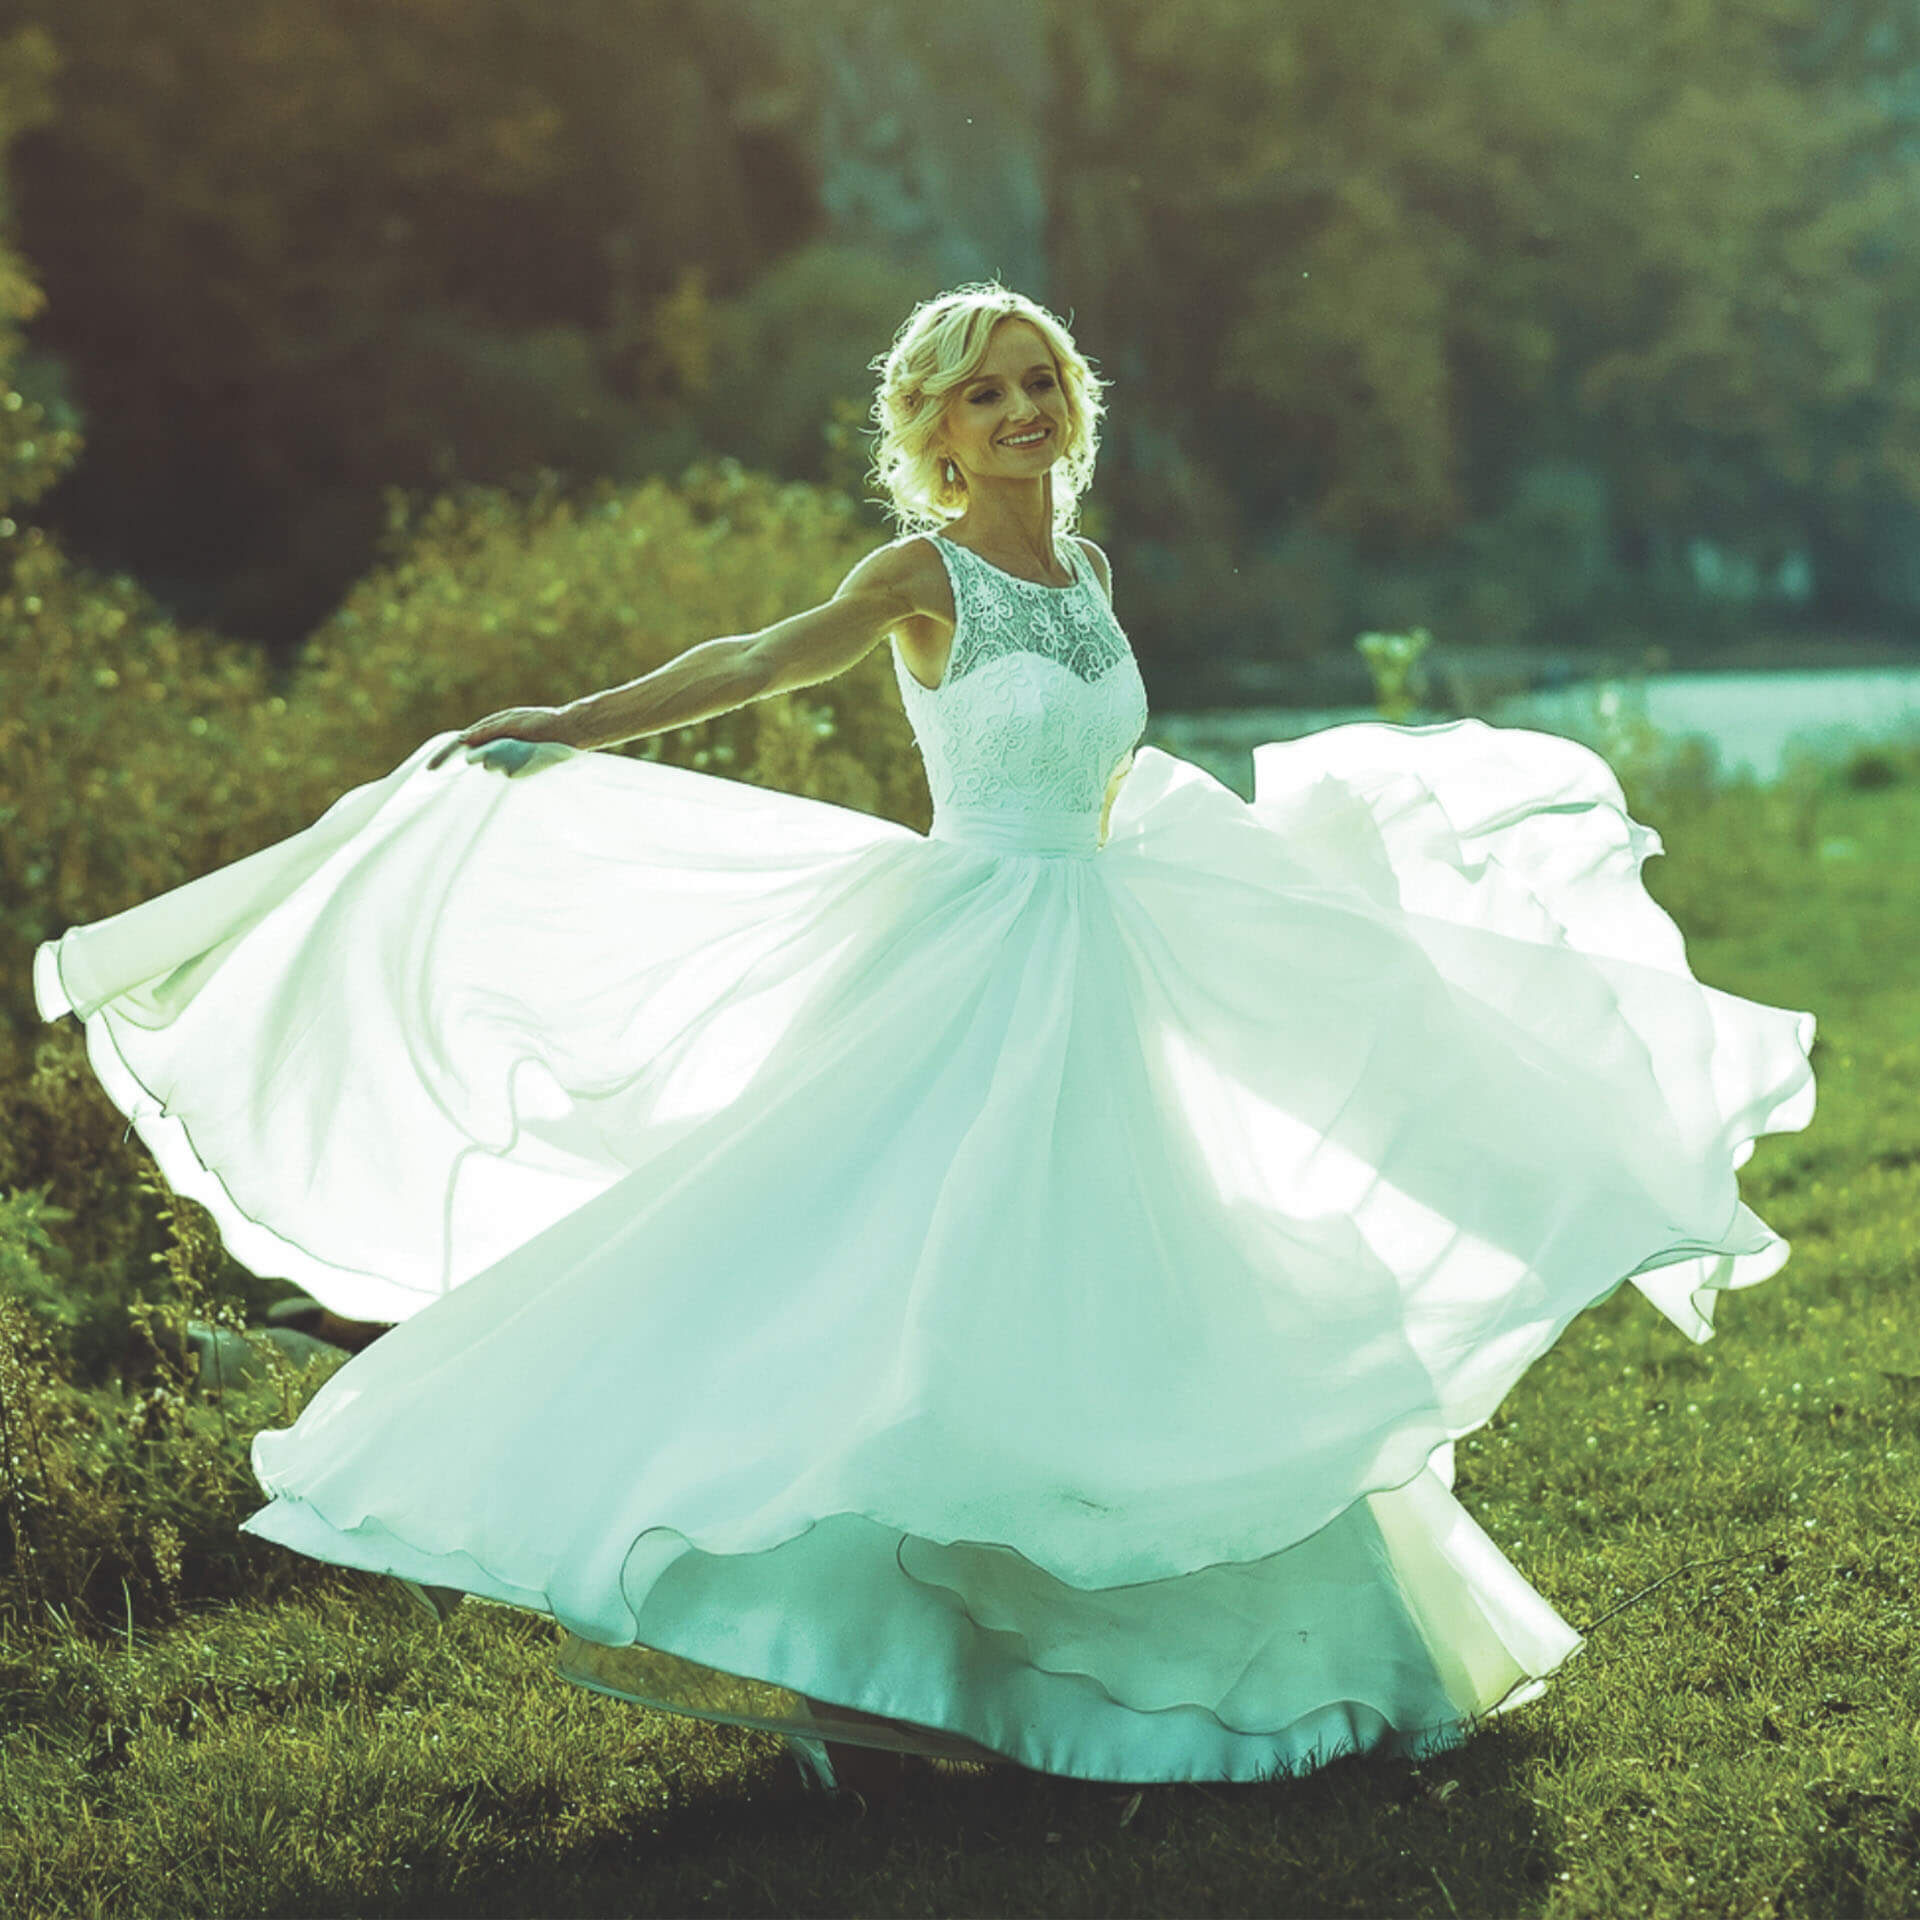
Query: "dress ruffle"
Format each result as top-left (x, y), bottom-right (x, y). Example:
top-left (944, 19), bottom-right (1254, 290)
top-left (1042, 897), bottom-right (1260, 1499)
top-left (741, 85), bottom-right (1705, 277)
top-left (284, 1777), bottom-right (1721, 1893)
top-left (38, 716), bottom-right (1816, 1782)
top-left (251, 1445), bottom-right (1578, 1784)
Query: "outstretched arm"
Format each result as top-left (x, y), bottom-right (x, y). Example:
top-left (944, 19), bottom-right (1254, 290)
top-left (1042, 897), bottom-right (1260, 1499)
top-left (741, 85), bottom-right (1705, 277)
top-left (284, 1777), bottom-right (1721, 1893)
top-left (556, 543), bottom-right (926, 751)
top-left (557, 633), bottom-right (765, 751)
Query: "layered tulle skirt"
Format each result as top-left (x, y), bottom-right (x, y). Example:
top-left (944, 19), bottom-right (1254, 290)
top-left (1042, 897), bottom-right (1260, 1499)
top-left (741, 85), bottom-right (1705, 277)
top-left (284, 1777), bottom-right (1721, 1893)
top-left (33, 719), bottom-right (1817, 1783)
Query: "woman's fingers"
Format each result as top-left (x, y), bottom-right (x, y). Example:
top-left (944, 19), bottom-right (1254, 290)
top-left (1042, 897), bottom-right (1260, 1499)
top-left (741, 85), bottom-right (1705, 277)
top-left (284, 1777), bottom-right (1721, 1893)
top-left (467, 739), bottom-right (539, 775)
top-left (427, 721), bottom-right (517, 771)
top-left (438, 736), bottom-right (575, 779)
top-left (428, 706), bottom-right (567, 772)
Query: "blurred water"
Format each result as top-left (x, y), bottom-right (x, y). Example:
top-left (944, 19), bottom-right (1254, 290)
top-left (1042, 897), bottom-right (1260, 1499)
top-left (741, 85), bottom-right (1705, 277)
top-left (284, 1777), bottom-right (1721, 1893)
top-left (1149, 668), bottom-right (1920, 801)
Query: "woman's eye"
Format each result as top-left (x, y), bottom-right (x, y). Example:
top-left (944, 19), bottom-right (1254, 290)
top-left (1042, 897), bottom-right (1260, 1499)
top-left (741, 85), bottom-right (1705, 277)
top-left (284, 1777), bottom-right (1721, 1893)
top-left (971, 376), bottom-right (1056, 405)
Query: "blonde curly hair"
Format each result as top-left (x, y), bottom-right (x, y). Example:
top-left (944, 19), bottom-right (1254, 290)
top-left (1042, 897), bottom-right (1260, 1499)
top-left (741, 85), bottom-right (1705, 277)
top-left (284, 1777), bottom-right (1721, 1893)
top-left (867, 282), bottom-right (1107, 539)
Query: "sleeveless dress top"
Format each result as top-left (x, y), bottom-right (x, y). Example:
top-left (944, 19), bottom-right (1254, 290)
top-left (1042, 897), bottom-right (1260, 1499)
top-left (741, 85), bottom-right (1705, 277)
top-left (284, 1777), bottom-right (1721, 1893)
top-left (889, 530), bottom-right (1148, 856)
top-left (33, 520), bottom-right (1816, 1785)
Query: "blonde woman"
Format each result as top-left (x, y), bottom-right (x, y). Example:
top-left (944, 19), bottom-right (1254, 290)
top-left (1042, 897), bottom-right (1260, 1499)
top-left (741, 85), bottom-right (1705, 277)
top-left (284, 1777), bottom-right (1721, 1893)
top-left (37, 282), bottom-right (1817, 1813)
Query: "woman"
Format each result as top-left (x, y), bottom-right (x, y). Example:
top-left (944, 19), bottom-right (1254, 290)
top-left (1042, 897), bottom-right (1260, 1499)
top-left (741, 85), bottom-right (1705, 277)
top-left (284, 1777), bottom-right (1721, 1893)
top-left (35, 282), bottom-right (1817, 1812)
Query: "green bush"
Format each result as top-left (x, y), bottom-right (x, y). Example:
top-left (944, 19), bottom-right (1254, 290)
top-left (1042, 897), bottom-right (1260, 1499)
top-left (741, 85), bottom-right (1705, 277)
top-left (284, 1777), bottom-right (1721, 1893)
top-left (0, 26), bottom-right (81, 522)
top-left (7, 453), bottom-right (932, 1629)
top-left (0, 528), bottom-right (286, 1066)
top-left (5, 453), bottom-right (929, 1230)
top-left (0, 1029), bottom-right (287, 1384)
top-left (291, 458), bottom-right (924, 834)
top-left (0, 9), bottom-right (942, 1643)
top-left (0, 1181), bottom-right (74, 1343)
top-left (6, 460), bottom-right (925, 1060)
top-left (0, 1174), bottom-right (345, 1630)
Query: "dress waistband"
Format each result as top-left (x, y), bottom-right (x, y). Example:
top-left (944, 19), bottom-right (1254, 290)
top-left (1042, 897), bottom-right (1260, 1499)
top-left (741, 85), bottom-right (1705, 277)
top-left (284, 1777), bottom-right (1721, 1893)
top-left (928, 801), bottom-right (1104, 859)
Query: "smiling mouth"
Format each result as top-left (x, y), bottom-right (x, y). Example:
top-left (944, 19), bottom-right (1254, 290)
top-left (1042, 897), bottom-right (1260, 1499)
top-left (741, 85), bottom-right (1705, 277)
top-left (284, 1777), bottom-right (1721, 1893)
top-left (999, 426), bottom-right (1052, 447)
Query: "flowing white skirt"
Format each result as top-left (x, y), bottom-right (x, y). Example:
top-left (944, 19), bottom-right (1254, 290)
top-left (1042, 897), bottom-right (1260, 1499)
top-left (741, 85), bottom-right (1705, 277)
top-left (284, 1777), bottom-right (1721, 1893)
top-left (34, 719), bottom-right (1817, 1783)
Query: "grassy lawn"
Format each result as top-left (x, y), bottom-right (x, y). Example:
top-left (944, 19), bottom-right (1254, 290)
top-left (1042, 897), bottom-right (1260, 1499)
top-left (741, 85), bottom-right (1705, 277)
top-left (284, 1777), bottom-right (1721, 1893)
top-left (2, 767), bottom-right (1915, 1920)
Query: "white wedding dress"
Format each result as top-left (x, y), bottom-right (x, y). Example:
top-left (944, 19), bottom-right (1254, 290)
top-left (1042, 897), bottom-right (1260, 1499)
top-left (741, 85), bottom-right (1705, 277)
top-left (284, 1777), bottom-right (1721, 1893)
top-left (34, 528), bottom-right (1817, 1784)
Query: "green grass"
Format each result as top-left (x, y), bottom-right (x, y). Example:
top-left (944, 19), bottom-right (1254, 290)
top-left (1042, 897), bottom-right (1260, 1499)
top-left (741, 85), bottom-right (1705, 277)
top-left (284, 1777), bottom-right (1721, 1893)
top-left (3, 771), bottom-right (1916, 1919)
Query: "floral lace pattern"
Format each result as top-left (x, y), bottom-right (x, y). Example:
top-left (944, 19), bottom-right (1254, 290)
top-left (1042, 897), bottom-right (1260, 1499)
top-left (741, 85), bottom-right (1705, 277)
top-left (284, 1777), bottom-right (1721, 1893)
top-left (889, 532), bottom-right (1150, 820)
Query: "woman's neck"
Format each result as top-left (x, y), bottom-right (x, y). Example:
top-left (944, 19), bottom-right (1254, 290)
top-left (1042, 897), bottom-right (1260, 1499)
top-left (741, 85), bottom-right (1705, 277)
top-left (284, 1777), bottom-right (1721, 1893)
top-left (948, 498), bottom-right (1057, 568)
top-left (947, 469), bottom-right (1059, 568)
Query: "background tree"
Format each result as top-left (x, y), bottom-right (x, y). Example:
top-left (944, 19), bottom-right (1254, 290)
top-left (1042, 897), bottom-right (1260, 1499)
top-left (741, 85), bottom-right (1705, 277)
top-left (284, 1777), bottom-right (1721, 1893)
top-left (5, 0), bottom-right (1920, 678)
top-left (1047, 0), bottom-right (1920, 665)
top-left (0, 26), bottom-right (79, 536)
top-left (2, 0), bottom-right (812, 647)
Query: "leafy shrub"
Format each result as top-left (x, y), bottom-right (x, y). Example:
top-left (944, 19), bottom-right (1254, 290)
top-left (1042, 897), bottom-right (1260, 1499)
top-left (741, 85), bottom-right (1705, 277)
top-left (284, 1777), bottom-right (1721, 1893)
top-left (1354, 625), bottom-right (1431, 721)
top-left (0, 1174), bottom-right (344, 1631)
top-left (290, 457), bottom-right (928, 830)
top-left (0, 26), bottom-right (80, 523)
top-left (0, 12), bottom-right (944, 1637)
top-left (0, 528), bottom-right (286, 1065)
top-left (7, 451), bottom-right (929, 1153)
top-left (0, 1181), bottom-right (74, 1343)
top-left (7, 454), bottom-right (931, 1627)
top-left (0, 1025), bottom-right (288, 1384)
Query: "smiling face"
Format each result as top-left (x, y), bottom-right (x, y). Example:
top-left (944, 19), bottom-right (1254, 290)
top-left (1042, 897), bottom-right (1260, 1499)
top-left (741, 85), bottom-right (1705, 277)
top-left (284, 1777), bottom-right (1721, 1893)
top-left (937, 317), bottom-right (1068, 489)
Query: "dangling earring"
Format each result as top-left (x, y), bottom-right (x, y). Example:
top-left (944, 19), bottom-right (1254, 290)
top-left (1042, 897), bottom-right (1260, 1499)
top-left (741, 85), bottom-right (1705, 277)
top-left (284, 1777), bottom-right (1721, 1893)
top-left (943, 458), bottom-right (957, 486)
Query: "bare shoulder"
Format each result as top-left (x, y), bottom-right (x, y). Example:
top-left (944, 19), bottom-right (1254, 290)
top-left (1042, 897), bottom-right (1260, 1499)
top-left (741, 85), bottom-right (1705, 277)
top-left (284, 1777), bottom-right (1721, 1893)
top-left (1072, 536), bottom-right (1113, 606)
top-left (835, 534), bottom-right (953, 626)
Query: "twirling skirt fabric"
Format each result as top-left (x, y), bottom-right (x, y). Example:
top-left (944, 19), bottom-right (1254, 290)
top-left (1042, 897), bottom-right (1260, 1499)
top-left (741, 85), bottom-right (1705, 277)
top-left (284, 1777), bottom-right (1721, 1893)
top-left (34, 719), bottom-right (1817, 1783)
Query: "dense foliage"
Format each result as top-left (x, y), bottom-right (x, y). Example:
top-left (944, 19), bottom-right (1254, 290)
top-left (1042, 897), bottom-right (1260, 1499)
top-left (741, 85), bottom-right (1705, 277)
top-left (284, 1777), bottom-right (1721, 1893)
top-left (1, 461), bottom-right (924, 1472)
top-left (0, 463), bottom-right (915, 1060)
top-left (0, 1), bottom-right (1912, 662)
top-left (0, 29), bottom-right (76, 518)
top-left (0, 20), bottom-right (936, 1644)
top-left (1045, 0), bottom-right (1920, 660)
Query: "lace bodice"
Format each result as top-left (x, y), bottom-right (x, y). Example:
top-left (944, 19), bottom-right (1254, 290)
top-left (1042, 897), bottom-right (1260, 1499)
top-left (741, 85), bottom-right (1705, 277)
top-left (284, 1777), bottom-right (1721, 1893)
top-left (890, 531), bottom-right (1150, 857)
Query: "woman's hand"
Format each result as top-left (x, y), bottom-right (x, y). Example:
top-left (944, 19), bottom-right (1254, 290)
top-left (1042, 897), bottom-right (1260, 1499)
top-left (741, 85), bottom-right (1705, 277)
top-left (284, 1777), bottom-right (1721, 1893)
top-left (426, 705), bottom-right (577, 774)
